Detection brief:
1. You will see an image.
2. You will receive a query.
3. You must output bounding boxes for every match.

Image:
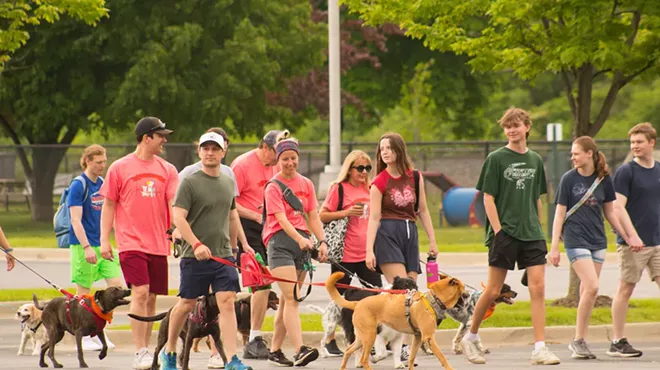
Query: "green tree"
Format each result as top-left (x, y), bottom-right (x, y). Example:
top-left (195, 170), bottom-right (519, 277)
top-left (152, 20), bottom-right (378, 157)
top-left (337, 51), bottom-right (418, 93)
top-left (342, 0), bottom-right (660, 138)
top-left (0, 0), bottom-right (326, 221)
top-left (0, 0), bottom-right (107, 71)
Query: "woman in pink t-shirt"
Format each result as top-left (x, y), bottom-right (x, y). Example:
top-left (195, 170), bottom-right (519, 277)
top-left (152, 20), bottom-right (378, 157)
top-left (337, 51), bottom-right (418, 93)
top-left (365, 133), bottom-right (438, 283)
top-left (317, 150), bottom-right (382, 356)
top-left (262, 131), bottom-right (327, 367)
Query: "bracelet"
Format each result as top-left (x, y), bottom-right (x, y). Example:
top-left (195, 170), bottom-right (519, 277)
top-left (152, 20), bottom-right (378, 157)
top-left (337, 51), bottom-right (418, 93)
top-left (193, 241), bottom-right (203, 250)
top-left (82, 244), bottom-right (91, 249)
top-left (318, 240), bottom-right (327, 247)
top-left (3, 247), bottom-right (13, 253)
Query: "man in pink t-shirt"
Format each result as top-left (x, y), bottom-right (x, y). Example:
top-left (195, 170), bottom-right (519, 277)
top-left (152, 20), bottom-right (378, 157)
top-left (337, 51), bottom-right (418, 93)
top-left (229, 130), bottom-right (280, 359)
top-left (99, 117), bottom-right (179, 369)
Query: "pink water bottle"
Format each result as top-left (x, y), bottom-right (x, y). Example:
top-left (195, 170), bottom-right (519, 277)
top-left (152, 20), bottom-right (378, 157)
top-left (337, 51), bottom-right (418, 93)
top-left (426, 255), bottom-right (439, 284)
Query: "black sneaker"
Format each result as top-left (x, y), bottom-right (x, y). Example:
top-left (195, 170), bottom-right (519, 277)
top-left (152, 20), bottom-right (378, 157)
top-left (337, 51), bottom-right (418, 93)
top-left (322, 339), bottom-right (343, 357)
top-left (606, 338), bottom-right (643, 358)
top-left (244, 336), bottom-right (269, 360)
top-left (268, 350), bottom-right (293, 367)
top-left (293, 346), bottom-right (319, 367)
top-left (400, 345), bottom-right (418, 367)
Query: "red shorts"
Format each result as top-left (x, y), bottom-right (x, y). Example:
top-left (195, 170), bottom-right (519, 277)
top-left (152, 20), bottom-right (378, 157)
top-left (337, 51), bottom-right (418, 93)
top-left (119, 251), bottom-right (168, 295)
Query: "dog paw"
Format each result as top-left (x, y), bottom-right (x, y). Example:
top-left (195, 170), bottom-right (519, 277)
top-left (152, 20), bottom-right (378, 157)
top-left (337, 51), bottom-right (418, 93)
top-left (452, 347), bottom-right (463, 355)
top-left (394, 363), bottom-right (405, 369)
top-left (99, 350), bottom-right (107, 360)
top-left (17, 351), bottom-right (23, 356)
top-left (79, 363), bottom-right (88, 368)
top-left (54, 363), bottom-right (63, 369)
top-left (39, 362), bottom-right (48, 368)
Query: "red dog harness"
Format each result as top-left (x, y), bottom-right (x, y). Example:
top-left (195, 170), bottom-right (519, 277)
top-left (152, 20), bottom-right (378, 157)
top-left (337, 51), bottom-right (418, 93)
top-left (62, 291), bottom-right (113, 337)
top-left (187, 301), bottom-right (218, 330)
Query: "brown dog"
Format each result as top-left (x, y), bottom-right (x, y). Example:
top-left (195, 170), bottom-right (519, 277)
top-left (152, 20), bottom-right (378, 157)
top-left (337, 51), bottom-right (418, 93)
top-left (33, 287), bottom-right (131, 368)
top-left (326, 272), bottom-right (464, 370)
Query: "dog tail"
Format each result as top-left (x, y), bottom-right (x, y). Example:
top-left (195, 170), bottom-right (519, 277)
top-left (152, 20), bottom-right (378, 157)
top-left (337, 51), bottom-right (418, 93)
top-left (325, 272), bottom-right (357, 311)
top-left (32, 293), bottom-right (45, 311)
top-left (127, 312), bottom-right (168, 322)
top-left (306, 304), bottom-right (326, 314)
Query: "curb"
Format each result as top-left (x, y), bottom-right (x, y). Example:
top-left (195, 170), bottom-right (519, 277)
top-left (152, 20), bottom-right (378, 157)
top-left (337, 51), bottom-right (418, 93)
top-left (60, 322), bottom-right (660, 350)
top-left (7, 248), bottom-right (621, 265)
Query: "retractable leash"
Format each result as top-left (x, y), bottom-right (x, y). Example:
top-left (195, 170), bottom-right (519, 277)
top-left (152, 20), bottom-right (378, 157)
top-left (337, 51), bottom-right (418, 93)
top-left (325, 257), bottom-right (379, 289)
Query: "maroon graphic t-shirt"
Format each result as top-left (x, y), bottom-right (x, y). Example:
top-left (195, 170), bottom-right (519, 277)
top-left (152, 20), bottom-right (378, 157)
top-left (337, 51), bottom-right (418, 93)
top-left (372, 169), bottom-right (416, 221)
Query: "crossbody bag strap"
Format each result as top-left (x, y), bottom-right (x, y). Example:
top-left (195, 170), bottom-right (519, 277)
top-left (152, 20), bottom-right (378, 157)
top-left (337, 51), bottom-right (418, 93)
top-left (564, 177), bottom-right (603, 221)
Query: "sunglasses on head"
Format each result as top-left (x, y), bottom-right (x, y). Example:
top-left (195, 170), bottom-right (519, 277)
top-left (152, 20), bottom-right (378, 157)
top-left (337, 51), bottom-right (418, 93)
top-left (352, 165), bottom-right (372, 173)
top-left (147, 122), bottom-right (167, 134)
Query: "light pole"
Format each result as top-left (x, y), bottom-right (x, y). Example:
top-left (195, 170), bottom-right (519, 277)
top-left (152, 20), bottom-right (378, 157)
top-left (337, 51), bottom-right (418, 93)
top-left (318, 0), bottom-right (341, 198)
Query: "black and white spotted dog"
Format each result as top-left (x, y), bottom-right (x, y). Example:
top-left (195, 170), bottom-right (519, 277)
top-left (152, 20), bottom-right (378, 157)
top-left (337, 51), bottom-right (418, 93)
top-left (309, 276), bottom-right (418, 369)
top-left (441, 282), bottom-right (517, 355)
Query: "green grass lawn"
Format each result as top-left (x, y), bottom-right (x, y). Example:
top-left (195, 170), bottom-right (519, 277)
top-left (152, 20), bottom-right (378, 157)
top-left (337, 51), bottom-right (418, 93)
top-left (0, 287), bottom-right (178, 302)
top-left (105, 298), bottom-right (660, 332)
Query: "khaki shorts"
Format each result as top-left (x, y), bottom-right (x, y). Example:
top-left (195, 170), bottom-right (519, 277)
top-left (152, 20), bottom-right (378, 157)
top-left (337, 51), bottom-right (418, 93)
top-left (617, 244), bottom-right (660, 284)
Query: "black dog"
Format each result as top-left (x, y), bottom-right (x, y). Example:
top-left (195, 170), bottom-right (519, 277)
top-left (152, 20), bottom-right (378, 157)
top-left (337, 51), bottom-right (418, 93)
top-left (128, 294), bottom-right (226, 370)
top-left (33, 286), bottom-right (131, 368)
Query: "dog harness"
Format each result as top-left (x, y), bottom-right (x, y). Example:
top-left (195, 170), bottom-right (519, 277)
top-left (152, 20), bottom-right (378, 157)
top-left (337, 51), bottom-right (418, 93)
top-left (188, 302), bottom-right (218, 330)
top-left (29, 321), bottom-right (43, 333)
top-left (471, 290), bottom-right (497, 321)
top-left (64, 294), bottom-right (113, 337)
top-left (404, 289), bottom-right (447, 337)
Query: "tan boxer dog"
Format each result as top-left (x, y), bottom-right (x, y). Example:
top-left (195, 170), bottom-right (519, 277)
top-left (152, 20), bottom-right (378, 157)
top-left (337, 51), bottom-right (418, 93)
top-left (326, 272), bottom-right (464, 370)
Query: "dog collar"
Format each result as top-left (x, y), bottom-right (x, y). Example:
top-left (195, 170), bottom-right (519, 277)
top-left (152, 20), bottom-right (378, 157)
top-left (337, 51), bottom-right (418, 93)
top-left (29, 321), bottom-right (43, 333)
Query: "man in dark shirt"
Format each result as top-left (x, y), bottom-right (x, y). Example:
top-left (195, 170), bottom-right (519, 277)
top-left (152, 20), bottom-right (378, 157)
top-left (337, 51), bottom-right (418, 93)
top-left (609, 122), bottom-right (660, 358)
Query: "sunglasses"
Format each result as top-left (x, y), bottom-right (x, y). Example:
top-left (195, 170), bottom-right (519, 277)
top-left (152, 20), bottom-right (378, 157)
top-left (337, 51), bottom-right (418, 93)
top-left (147, 122), bottom-right (167, 134)
top-left (352, 165), bottom-right (372, 173)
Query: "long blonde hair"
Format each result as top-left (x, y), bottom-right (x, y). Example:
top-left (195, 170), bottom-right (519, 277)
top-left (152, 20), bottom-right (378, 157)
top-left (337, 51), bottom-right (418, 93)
top-left (333, 150), bottom-right (372, 189)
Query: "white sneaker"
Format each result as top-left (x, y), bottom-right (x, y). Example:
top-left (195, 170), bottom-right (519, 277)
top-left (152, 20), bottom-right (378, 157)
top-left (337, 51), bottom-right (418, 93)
top-left (208, 353), bottom-right (225, 369)
top-left (461, 339), bottom-right (486, 364)
top-left (531, 346), bottom-right (561, 365)
top-left (82, 336), bottom-right (103, 351)
top-left (133, 347), bottom-right (154, 370)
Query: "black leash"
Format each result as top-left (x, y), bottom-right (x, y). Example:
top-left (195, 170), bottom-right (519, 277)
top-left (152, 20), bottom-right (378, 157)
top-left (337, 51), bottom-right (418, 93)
top-left (0, 248), bottom-right (65, 292)
top-left (325, 257), bottom-right (379, 289)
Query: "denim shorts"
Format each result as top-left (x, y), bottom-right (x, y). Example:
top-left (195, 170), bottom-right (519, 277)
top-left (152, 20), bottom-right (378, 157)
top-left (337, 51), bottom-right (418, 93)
top-left (565, 248), bottom-right (606, 264)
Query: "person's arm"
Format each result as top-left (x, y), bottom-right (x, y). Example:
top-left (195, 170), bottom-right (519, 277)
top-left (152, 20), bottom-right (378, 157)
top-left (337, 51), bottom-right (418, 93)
top-left (100, 198), bottom-right (116, 261)
top-left (548, 204), bottom-right (566, 266)
top-left (537, 198), bottom-right (543, 223)
top-left (0, 227), bottom-right (15, 271)
top-left (416, 174), bottom-right (437, 256)
top-left (365, 186), bottom-right (382, 271)
top-left (615, 193), bottom-right (644, 251)
top-left (604, 201), bottom-right (630, 243)
top-left (173, 206), bottom-right (212, 260)
top-left (236, 202), bottom-right (262, 224)
top-left (483, 193), bottom-right (501, 233)
top-left (230, 208), bottom-right (253, 256)
top-left (274, 212), bottom-right (313, 250)
top-left (70, 206), bottom-right (98, 264)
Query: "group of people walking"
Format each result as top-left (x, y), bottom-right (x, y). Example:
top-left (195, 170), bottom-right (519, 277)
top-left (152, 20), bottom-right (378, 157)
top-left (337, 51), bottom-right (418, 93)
top-left (0, 109), bottom-right (658, 369)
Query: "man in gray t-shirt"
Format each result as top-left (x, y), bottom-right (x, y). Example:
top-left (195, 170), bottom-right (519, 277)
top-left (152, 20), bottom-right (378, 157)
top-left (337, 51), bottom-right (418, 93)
top-left (161, 132), bottom-right (255, 370)
top-left (179, 161), bottom-right (238, 197)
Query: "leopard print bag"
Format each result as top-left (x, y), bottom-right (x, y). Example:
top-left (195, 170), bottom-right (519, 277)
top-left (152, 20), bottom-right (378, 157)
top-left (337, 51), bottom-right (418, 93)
top-left (323, 183), bottom-right (348, 263)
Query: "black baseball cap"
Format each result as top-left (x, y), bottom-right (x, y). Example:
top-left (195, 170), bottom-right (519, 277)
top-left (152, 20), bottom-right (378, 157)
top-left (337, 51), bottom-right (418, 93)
top-left (135, 117), bottom-right (173, 137)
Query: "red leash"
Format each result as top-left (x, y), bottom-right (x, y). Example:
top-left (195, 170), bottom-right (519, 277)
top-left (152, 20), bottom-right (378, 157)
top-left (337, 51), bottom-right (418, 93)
top-left (209, 256), bottom-right (407, 295)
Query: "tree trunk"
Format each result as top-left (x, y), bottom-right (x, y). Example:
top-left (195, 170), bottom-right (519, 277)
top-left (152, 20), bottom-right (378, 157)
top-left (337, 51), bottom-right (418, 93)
top-left (573, 63), bottom-right (594, 137)
top-left (30, 145), bottom-right (69, 222)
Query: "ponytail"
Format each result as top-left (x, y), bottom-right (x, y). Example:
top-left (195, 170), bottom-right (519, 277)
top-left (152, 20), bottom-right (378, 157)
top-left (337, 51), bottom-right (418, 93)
top-left (595, 150), bottom-right (610, 179)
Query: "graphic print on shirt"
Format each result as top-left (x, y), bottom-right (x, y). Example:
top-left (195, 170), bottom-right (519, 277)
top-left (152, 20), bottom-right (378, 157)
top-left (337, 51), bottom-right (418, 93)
top-left (141, 180), bottom-right (156, 198)
top-left (390, 184), bottom-right (415, 208)
top-left (90, 192), bottom-right (104, 211)
top-left (503, 162), bottom-right (537, 190)
top-left (571, 182), bottom-right (598, 207)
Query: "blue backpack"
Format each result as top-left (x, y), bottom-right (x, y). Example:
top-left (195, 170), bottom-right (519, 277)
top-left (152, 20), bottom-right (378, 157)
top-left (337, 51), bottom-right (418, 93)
top-left (53, 175), bottom-right (98, 249)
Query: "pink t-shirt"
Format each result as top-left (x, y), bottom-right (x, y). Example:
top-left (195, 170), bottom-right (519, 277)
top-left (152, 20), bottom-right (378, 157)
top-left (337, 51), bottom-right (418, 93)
top-left (322, 182), bottom-right (370, 262)
top-left (262, 173), bottom-right (318, 246)
top-left (99, 154), bottom-right (179, 256)
top-left (231, 149), bottom-right (280, 214)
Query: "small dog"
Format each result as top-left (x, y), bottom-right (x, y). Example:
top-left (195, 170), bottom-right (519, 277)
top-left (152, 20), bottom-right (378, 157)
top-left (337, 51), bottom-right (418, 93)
top-left (309, 276), bottom-right (418, 368)
top-left (33, 286), bottom-right (131, 368)
top-left (191, 291), bottom-right (280, 353)
top-left (128, 294), bottom-right (226, 370)
top-left (326, 272), bottom-right (464, 370)
top-left (446, 282), bottom-right (517, 355)
top-left (16, 303), bottom-right (48, 356)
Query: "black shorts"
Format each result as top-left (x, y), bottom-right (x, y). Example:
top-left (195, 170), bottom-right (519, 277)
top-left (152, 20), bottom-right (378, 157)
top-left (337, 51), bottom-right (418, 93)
top-left (374, 219), bottom-right (421, 274)
top-left (488, 230), bottom-right (547, 270)
top-left (331, 261), bottom-right (382, 295)
top-left (238, 218), bottom-right (267, 266)
top-left (178, 257), bottom-right (240, 299)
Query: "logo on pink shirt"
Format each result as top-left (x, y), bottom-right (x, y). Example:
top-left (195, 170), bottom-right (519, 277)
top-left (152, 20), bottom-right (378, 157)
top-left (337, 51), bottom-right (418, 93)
top-left (141, 181), bottom-right (156, 198)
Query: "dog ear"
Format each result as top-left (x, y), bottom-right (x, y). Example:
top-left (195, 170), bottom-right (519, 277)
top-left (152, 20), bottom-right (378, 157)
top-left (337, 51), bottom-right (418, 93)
top-left (449, 278), bottom-right (460, 286)
top-left (94, 290), bottom-right (102, 300)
